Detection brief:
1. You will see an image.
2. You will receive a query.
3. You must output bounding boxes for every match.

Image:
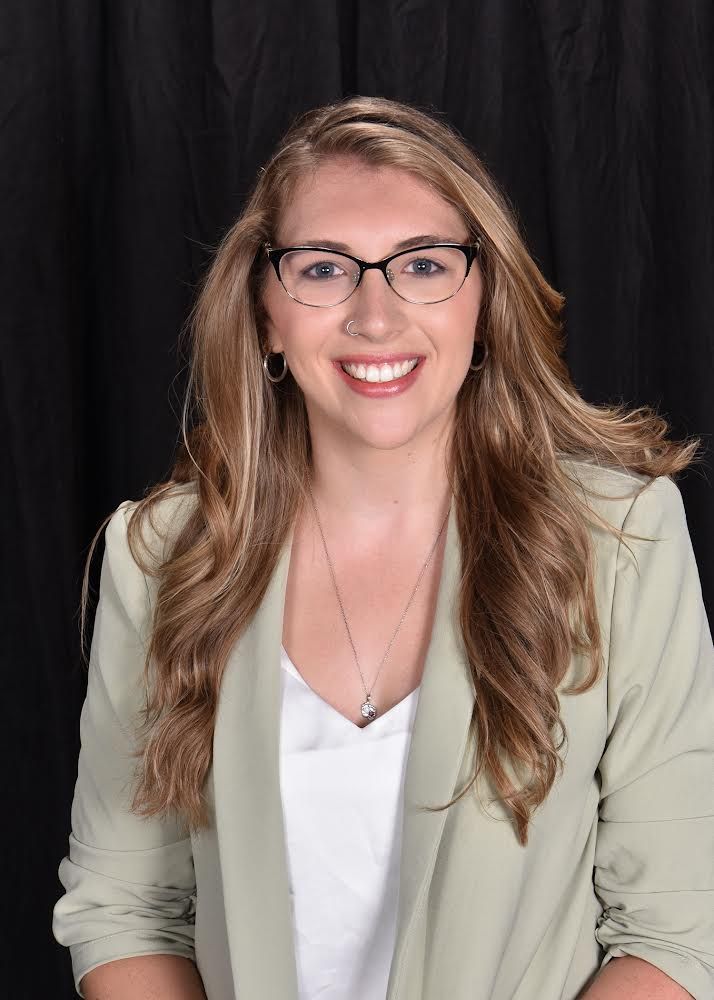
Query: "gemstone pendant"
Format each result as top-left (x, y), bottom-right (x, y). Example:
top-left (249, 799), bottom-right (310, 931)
top-left (361, 700), bottom-right (377, 721)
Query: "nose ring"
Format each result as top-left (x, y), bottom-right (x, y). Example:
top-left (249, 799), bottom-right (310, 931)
top-left (346, 320), bottom-right (360, 337)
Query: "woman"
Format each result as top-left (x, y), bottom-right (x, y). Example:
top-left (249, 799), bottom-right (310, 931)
top-left (52, 96), bottom-right (714, 999)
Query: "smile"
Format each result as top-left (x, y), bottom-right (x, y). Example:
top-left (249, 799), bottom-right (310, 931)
top-left (340, 358), bottom-right (420, 383)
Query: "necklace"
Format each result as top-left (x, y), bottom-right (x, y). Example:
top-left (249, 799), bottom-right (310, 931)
top-left (306, 481), bottom-right (451, 724)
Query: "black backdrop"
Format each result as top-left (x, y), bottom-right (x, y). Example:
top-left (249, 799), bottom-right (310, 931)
top-left (3, 3), bottom-right (713, 996)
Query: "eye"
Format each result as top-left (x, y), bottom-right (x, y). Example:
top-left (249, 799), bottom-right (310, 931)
top-left (403, 257), bottom-right (446, 276)
top-left (302, 260), bottom-right (346, 280)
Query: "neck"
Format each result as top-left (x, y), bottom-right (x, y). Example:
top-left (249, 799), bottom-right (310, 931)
top-left (304, 418), bottom-right (454, 539)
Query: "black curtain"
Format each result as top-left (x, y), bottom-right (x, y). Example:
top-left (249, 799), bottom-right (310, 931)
top-left (3, 3), bottom-right (712, 996)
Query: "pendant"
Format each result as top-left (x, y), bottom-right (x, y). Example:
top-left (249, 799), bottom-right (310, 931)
top-left (361, 699), bottom-right (378, 722)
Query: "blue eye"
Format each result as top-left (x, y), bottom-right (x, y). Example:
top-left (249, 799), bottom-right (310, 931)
top-left (303, 261), bottom-right (345, 280)
top-left (405, 258), bottom-right (445, 276)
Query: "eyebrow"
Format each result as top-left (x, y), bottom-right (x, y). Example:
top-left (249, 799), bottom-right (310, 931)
top-left (288, 233), bottom-right (466, 253)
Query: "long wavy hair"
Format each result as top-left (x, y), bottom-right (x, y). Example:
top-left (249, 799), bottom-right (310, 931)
top-left (80, 95), bottom-right (702, 847)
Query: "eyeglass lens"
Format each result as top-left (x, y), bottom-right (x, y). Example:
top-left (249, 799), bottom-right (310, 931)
top-left (278, 247), bottom-right (468, 306)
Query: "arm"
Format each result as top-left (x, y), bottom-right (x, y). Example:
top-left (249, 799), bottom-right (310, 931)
top-left (52, 501), bottom-right (202, 997)
top-left (580, 954), bottom-right (692, 998)
top-left (80, 954), bottom-right (207, 999)
top-left (587, 476), bottom-right (714, 999)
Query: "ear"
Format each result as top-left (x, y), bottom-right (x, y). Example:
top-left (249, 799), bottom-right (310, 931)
top-left (259, 312), bottom-right (283, 355)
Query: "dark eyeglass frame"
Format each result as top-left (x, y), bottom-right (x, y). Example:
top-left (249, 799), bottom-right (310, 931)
top-left (262, 238), bottom-right (483, 306)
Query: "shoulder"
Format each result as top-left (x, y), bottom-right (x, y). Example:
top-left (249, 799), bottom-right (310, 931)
top-left (556, 454), bottom-right (688, 538)
top-left (107, 481), bottom-right (201, 565)
top-left (101, 482), bottom-right (201, 635)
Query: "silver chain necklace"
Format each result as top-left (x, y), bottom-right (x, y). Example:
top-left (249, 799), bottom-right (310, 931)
top-left (306, 481), bottom-right (451, 724)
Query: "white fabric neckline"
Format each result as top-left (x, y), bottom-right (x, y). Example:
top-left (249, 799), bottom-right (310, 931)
top-left (280, 643), bottom-right (421, 734)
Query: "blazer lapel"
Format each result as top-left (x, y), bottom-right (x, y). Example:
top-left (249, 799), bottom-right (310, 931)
top-left (387, 503), bottom-right (475, 994)
top-left (211, 519), bottom-right (299, 1000)
top-left (211, 503), bottom-right (474, 1000)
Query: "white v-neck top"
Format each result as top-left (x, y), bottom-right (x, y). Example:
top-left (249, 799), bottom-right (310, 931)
top-left (278, 644), bottom-right (421, 1000)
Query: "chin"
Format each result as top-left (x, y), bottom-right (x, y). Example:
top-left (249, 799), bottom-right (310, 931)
top-left (343, 422), bottom-right (426, 452)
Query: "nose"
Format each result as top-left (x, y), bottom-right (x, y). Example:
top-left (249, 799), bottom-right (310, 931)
top-left (347, 268), bottom-right (405, 338)
top-left (354, 264), bottom-right (403, 306)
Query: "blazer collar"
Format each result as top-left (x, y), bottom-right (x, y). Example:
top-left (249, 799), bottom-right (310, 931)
top-left (210, 503), bottom-right (474, 999)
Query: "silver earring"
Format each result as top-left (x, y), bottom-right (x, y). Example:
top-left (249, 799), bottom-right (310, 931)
top-left (469, 340), bottom-right (487, 372)
top-left (346, 320), bottom-right (360, 336)
top-left (263, 350), bottom-right (288, 383)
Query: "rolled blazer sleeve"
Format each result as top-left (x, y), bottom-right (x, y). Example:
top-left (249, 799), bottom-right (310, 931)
top-left (593, 476), bottom-right (714, 998)
top-left (52, 501), bottom-right (197, 997)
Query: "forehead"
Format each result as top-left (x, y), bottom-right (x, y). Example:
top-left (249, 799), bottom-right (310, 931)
top-left (277, 159), bottom-right (466, 246)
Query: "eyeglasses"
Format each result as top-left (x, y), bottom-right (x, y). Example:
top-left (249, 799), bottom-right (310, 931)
top-left (263, 239), bottom-right (482, 307)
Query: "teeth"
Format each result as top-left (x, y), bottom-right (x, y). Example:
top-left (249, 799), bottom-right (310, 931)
top-left (341, 358), bottom-right (419, 383)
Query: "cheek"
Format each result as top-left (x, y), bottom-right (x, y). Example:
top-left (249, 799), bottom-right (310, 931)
top-left (438, 304), bottom-right (478, 355)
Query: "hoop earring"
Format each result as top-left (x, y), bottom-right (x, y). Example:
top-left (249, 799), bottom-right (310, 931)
top-left (469, 340), bottom-right (487, 373)
top-left (263, 350), bottom-right (288, 383)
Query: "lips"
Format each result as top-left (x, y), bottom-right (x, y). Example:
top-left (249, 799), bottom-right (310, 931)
top-left (341, 357), bottom-right (419, 380)
top-left (332, 356), bottom-right (425, 397)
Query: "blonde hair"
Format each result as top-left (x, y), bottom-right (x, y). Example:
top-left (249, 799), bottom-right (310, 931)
top-left (80, 95), bottom-right (702, 846)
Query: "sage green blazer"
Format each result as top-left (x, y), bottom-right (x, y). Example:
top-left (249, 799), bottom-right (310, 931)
top-left (52, 460), bottom-right (714, 999)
